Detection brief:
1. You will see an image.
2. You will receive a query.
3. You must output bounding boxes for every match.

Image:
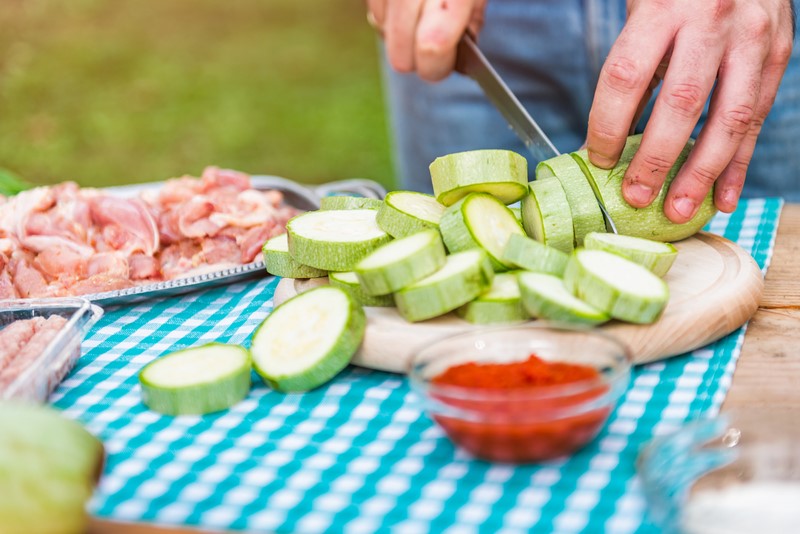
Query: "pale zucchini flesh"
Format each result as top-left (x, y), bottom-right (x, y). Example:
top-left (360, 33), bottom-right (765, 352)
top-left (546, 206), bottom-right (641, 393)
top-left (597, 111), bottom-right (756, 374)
top-left (286, 209), bottom-right (392, 271)
top-left (394, 249), bottom-right (494, 322)
top-left (376, 191), bottom-right (445, 238)
top-left (456, 272), bottom-right (528, 324)
top-left (139, 343), bottom-right (251, 416)
top-left (329, 271), bottom-right (394, 307)
top-left (521, 177), bottom-right (575, 254)
top-left (429, 149), bottom-right (529, 206)
top-left (518, 272), bottom-right (609, 326)
top-left (564, 249), bottom-right (669, 324)
top-left (250, 286), bottom-right (366, 392)
top-left (355, 229), bottom-right (446, 295)
top-left (439, 192), bottom-right (525, 271)
top-left (501, 233), bottom-right (569, 276)
top-left (263, 233), bottom-right (327, 279)
top-left (583, 232), bottom-right (678, 277)
top-left (319, 196), bottom-right (383, 211)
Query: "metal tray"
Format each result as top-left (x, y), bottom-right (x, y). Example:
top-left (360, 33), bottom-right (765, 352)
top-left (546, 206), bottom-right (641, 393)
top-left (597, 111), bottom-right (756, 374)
top-left (0, 298), bottom-right (103, 402)
top-left (79, 175), bottom-right (387, 306)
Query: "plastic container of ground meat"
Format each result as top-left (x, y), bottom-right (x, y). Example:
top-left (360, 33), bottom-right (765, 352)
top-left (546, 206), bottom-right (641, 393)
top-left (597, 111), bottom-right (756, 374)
top-left (0, 298), bottom-right (102, 402)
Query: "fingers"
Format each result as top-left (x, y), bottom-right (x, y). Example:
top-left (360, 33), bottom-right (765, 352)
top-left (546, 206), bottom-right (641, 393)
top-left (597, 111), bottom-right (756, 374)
top-left (367, 0), bottom-right (386, 29)
top-left (385, 0), bottom-right (426, 72)
top-left (586, 9), bottom-right (677, 169)
top-left (415, 0), bottom-right (476, 81)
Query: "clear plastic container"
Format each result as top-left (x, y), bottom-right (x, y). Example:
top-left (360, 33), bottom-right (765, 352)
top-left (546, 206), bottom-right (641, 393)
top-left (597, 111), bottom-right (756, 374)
top-left (0, 298), bottom-right (103, 402)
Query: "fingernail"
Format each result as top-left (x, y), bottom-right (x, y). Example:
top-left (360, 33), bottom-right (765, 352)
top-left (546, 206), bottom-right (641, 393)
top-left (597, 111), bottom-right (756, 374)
top-left (722, 188), bottom-right (739, 208)
top-left (626, 183), bottom-right (654, 206)
top-left (588, 149), bottom-right (615, 169)
top-left (673, 197), bottom-right (697, 219)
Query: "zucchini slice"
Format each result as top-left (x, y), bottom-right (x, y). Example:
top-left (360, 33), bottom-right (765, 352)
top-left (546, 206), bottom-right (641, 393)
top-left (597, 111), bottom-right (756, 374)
top-left (584, 232), bottom-right (678, 277)
top-left (139, 343), bottom-right (251, 416)
top-left (537, 154), bottom-right (606, 246)
top-left (501, 233), bottom-right (570, 276)
top-left (564, 249), bottom-right (669, 324)
top-left (376, 191), bottom-right (445, 238)
top-left (429, 149), bottom-right (529, 206)
top-left (286, 209), bottom-right (392, 271)
top-left (263, 233), bottom-right (327, 279)
top-left (251, 286), bottom-right (366, 392)
top-left (457, 272), bottom-right (528, 324)
top-left (355, 229), bottom-right (446, 295)
top-left (521, 177), bottom-right (575, 254)
top-left (439, 192), bottom-right (525, 271)
top-left (329, 271), bottom-right (394, 307)
top-left (319, 196), bottom-right (383, 211)
top-left (518, 272), bottom-right (609, 326)
top-left (394, 249), bottom-right (494, 322)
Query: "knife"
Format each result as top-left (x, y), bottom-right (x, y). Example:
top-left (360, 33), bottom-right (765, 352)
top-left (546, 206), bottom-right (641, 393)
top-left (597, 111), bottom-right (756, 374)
top-left (454, 33), bottom-right (618, 234)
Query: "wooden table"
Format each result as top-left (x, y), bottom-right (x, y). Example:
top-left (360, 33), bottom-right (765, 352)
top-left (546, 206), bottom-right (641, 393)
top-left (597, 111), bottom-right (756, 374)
top-left (89, 204), bottom-right (800, 534)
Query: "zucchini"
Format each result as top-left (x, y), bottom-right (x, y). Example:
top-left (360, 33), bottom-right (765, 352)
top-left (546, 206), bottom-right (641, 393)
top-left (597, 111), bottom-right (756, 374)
top-left (439, 192), bottom-right (525, 271)
top-left (584, 232), bottom-right (678, 277)
top-left (501, 233), bottom-right (569, 276)
top-left (251, 286), bottom-right (366, 392)
top-left (564, 249), bottom-right (669, 324)
top-left (355, 229), bottom-right (446, 295)
top-left (456, 272), bottom-right (528, 324)
top-left (429, 149), bottom-right (529, 206)
top-left (537, 154), bottom-right (606, 246)
top-left (329, 271), bottom-right (394, 307)
top-left (319, 196), bottom-right (383, 211)
top-left (518, 272), bottom-right (609, 326)
top-left (571, 135), bottom-right (716, 242)
top-left (139, 343), bottom-right (251, 416)
top-left (286, 209), bottom-right (392, 271)
top-left (375, 191), bottom-right (445, 238)
top-left (521, 177), bottom-right (575, 253)
top-left (263, 233), bottom-right (327, 279)
top-left (394, 250), bottom-right (494, 322)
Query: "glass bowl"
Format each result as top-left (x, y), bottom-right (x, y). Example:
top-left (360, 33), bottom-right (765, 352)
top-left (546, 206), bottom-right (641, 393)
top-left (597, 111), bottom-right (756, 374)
top-left (408, 324), bottom-right (631, 463)
top-left (638, 409), bottom-right (800, 534)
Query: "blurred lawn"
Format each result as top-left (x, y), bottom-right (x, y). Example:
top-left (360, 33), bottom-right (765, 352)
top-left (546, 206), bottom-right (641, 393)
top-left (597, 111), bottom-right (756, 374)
top-left (0, 0), bottom-right (395, 188)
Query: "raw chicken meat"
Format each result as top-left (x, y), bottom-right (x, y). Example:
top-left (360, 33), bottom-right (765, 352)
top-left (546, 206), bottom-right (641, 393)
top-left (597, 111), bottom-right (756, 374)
top-left (0, 167), bottom-right (300, 297)
top-left (0, 315), bottom-right (68, 391)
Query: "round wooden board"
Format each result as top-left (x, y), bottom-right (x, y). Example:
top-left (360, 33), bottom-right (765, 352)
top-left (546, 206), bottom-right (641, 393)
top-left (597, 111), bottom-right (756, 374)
top-left (274, 232), bottom-right (764, 373)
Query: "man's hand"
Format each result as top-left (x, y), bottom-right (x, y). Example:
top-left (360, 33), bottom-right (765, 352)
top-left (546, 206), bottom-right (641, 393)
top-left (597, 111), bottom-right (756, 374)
top-left (587, 0), bottom-right (794, 222)
top-left (367, 0), bottom-right (488, 81)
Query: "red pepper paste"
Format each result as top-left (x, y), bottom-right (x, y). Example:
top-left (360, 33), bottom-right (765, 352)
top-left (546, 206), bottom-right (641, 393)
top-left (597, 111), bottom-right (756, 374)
top-left (430, 354), bottom-right (611, 463)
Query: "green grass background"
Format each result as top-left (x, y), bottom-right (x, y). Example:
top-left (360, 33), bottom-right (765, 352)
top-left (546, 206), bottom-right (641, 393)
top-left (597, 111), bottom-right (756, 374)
top-left (0, 0), bottom-right (395, 188)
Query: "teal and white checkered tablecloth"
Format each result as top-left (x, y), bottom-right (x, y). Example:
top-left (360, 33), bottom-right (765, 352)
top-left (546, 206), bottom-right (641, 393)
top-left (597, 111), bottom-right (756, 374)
top-left (51, 198), bottom-right (782, 534)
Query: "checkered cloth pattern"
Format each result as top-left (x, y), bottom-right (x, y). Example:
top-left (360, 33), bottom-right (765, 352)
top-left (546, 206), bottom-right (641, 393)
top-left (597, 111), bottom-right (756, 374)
top-left (52, 198), bottom-right (782, 534)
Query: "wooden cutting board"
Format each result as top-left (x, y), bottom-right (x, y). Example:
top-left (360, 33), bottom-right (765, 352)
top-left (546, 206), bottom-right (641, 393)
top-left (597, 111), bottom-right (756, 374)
top-left (274, 232), bottom-right (764, 373)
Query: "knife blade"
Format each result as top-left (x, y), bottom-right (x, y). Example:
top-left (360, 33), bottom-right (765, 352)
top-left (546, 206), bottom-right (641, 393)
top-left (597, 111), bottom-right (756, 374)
top-left (455, 33), bottom-right (618, 234)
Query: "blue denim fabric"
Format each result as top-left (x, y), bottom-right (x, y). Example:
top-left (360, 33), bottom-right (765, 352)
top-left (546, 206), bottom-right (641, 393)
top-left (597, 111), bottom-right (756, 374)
top-left (383, 0), bottom-right (800, 200)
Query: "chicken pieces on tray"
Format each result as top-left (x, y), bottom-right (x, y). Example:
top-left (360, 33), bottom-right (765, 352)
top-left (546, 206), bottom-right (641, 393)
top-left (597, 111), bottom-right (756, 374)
top-left (0, 167), bottom-right (300, 299)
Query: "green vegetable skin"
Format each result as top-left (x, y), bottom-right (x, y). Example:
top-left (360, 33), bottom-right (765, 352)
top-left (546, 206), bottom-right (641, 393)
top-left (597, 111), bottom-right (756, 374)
top-left (571, 135), bottom-right (716, 242)
top-left (0, 403), bottom-right (103, 534)
top-left (429, 149), bottom-right (529, 206)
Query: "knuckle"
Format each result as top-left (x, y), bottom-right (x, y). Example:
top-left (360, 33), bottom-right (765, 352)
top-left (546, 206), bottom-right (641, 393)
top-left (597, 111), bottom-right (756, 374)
top-left (745, 9), bottom-right (772, 39)
top-left (708, 0), bottom-right (735, 20)
top-left (771, 39), bottom-right (794, 66)
top-left (718, 105), bottom-right (755, 137)
top-left (687, 163), bottom-right (720, 188)
top-left (662, 82), bottom-right (706, 118)
top-left (602, 57), bottom-right (645, 93)
top-left (639, 152), bottom-right (676, 178)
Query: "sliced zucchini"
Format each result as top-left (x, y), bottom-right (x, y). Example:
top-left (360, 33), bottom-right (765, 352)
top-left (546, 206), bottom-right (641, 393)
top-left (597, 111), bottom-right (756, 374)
top-left (456, 272), bottom-right (528, 324)
top-left (564, 249), bottom-right (669, 324)
top-left (429, 149), bottom-right (529, 206)
top-left (355, 229), bottom-right (446, 295)
top-left (518, 272), bottom-right (609, 326)
top-left (329, 271), bottom-right (394, 307)
top-left (251, 286), bottom-right (366, 392)
top-left (139, 343), bottom-right (251, 416)
top-left (521, 177), bottom-right (575, 254)
top-left (439, 192), bottom-right (525, 271)
top-left (263, 233), bottom-right (327, 279)
top-left (501, 233), bottom-right (569, 276)
top-left (286, 209), bottom-right (392, 271)
top-left (376, 191), bottom-right (445, 238)
top-left (509, 207), bottom-right (523, 222)
top-left (571, 135), bottom-right (716, 242)
top-left (319, 196), bottom-right (383, 211)
top-left (395, 250), bottom-right (494, 322)
top-left (537, 154), bottom-right (605, 246)
top-left (584, 232), bottom-right (678, 277)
